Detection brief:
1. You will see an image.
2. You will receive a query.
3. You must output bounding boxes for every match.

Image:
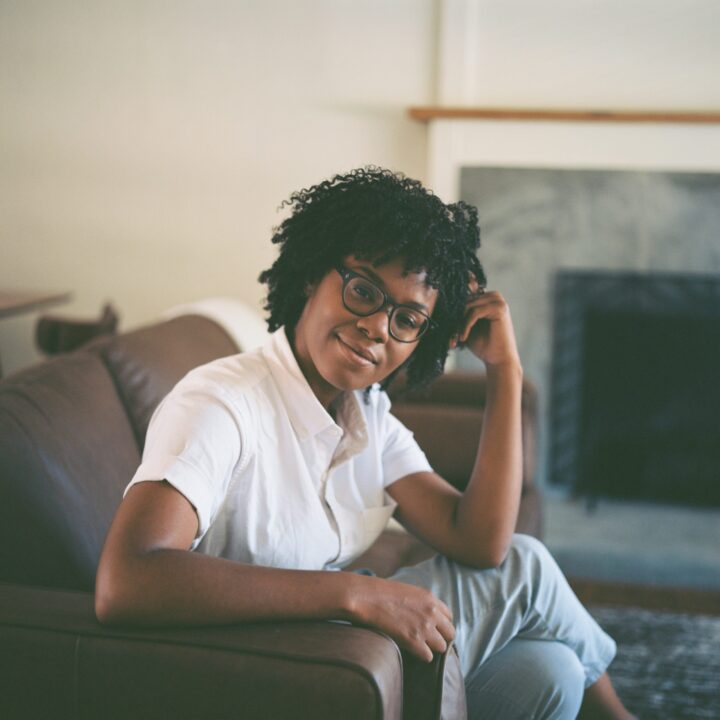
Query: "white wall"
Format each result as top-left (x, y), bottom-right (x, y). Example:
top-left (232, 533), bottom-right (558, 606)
top-left (438, 0), bottom-right (720, 107)
top-left (0, 0), bottom-right (437, 374)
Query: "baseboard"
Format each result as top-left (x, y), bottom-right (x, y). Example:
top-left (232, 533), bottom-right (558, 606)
top-left (568, 576), bottom-right (720, 616)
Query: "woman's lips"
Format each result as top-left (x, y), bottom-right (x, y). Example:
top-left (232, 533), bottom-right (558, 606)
top-left (335, 335), bottom-right (376, 367)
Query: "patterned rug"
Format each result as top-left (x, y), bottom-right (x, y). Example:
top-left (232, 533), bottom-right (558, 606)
top-left (589, 606), bottom-right (720, 719)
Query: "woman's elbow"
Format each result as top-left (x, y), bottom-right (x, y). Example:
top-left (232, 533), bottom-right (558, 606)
top-left (95, 570), bottom-right (134, 625)
top-left (486, 545), bottom-right (510, 569)
top-left (465, 540), bottom-right (510, 570)
top-left (94, 557), bottom-right (138, 625)
top-left (95, 581), bottom-right (127, 625)
top-left (95, 589), bottom-right (120, 626)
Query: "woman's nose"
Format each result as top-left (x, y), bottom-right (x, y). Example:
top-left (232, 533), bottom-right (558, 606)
top-left (355, 307), bottom-right (391, 343)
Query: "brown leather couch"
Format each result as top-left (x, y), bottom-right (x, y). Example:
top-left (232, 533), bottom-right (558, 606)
top-left (0, 314), bottom-right (540, 720)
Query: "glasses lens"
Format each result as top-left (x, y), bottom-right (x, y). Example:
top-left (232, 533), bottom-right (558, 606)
top-left (390, 307), bottom-right (428, 342)
top-left (344, 276), bottom-right (383, 313)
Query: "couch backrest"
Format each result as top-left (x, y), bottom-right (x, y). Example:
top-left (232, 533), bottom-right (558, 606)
top-left (0, 353), bottom-right (141, 591)
top-left (0, 315), bottom-right (239, 592)
top-left (389, 371), bottom-right (537, 491)
top-left (93, 315), bottom-right (239, 449)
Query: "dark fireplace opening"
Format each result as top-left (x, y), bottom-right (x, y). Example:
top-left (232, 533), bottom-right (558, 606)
top-left (550, 271), bottom-right (720, 507)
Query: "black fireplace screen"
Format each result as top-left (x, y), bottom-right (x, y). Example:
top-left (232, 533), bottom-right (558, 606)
top-left (550, 270), bottom-right (720, 506)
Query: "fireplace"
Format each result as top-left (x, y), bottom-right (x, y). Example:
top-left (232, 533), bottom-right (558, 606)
top-left (549, 270), bottom-right (720, 506)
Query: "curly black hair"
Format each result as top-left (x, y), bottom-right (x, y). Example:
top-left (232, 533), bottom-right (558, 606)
top-left (258, 166), bottom-right (486, 395)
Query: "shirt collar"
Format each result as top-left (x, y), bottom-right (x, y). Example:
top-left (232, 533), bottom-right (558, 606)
top-left (261, 327), bottom-right (368, 453)
top-left (330, 389), bottom-right (369, 468)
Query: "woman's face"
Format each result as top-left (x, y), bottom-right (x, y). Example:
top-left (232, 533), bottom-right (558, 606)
top-left (292, 255), bottom-right (439, 409)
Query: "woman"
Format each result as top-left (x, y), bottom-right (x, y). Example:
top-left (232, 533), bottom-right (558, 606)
top-left (96, 167), bottom-right (634, 719)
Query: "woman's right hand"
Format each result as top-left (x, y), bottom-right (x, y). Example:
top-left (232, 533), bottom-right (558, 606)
top-left (346, 574), bottom-right (456, 662)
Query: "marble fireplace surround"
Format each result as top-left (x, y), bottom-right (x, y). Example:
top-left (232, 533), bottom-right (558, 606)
top-left (428, 119), bottom-right (720, 490)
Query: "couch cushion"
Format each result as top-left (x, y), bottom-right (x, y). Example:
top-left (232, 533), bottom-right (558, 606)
top-left (94, 315), bottom-right (238, 449)
top-left (0, 353), bottom-right (140, 591)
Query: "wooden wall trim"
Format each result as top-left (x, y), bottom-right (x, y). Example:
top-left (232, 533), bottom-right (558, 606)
top-left (408, 106), bottom-right (720, 124)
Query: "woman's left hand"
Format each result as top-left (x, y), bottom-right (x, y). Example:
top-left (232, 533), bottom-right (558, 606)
top-left (449, 280), bottom-right (521, 369)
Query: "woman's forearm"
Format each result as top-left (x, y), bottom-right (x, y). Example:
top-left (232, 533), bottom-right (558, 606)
top-left (95, 545), bottom-right (456, 663)
top-left (454, 361), bottom-right (524, 566)
top-left (95, 547), bottom-right (354, 626)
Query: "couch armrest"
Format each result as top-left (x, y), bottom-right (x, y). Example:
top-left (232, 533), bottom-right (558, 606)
top-left (402, 643), bottom-right (467, 720)
top-left (0, 582), bottom-right (465, 720)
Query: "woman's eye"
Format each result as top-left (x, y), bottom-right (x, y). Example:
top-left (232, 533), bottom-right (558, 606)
top-left (396, 311), bottom-right (419, 329)
top-left (352, 283), bottom-right (375, 301)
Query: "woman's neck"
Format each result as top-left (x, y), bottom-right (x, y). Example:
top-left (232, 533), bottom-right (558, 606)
top-left (287, 325), bottom-right (342, 412)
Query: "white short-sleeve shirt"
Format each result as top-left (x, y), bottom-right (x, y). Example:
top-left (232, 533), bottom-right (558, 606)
top-left (125, 326), bottom-right (432, 570)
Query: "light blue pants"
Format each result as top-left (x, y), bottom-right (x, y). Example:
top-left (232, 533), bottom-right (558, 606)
top-left (389, 534), bottom-right (617, 720)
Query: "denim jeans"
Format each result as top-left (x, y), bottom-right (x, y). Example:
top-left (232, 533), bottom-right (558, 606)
top-left (389, 534), bottom-right (617, 720)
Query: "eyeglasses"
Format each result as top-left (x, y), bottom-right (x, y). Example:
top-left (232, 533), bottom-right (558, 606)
top-left (335, 266), bottom-right (433, 343)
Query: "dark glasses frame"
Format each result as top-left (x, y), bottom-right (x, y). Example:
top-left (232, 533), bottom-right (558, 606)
top-left (335, 265), bottom-right (435, 343)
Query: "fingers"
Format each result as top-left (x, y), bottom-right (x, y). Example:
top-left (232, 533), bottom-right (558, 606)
top-left (437, 613), bottom-right (456, 644)
top-left (459, 293), bottom-right (508, 343)
top-left (449, 291), bottom-right (506, 349)
top-left (459, 308), bottom-right (489, 343)
top-left (425, 627), bottom-right (450, 655)
top-left (466, 289), bottom-right (501, 305)
top-left (425, 602), bottom-right (455, 641)
top-left (364, 580), bottom-right (456, 664)
top-left (432, 596), bottom-right (453, 622)
top-left (467, 271), bottom-right (485, 298)
top-left (410, 621), bottom-right (454, 663)
top-left (464, 290), bottom-right (504, 314)
top-left (412, 603), bottom-right (456, 663)
top-left (416, 643), bottom-right (435, 663)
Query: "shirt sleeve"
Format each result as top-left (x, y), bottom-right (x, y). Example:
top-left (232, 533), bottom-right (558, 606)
top-left (124, 380), bottom-right (248, 549)
top-left (378, 392), bottom-right (433, 488)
